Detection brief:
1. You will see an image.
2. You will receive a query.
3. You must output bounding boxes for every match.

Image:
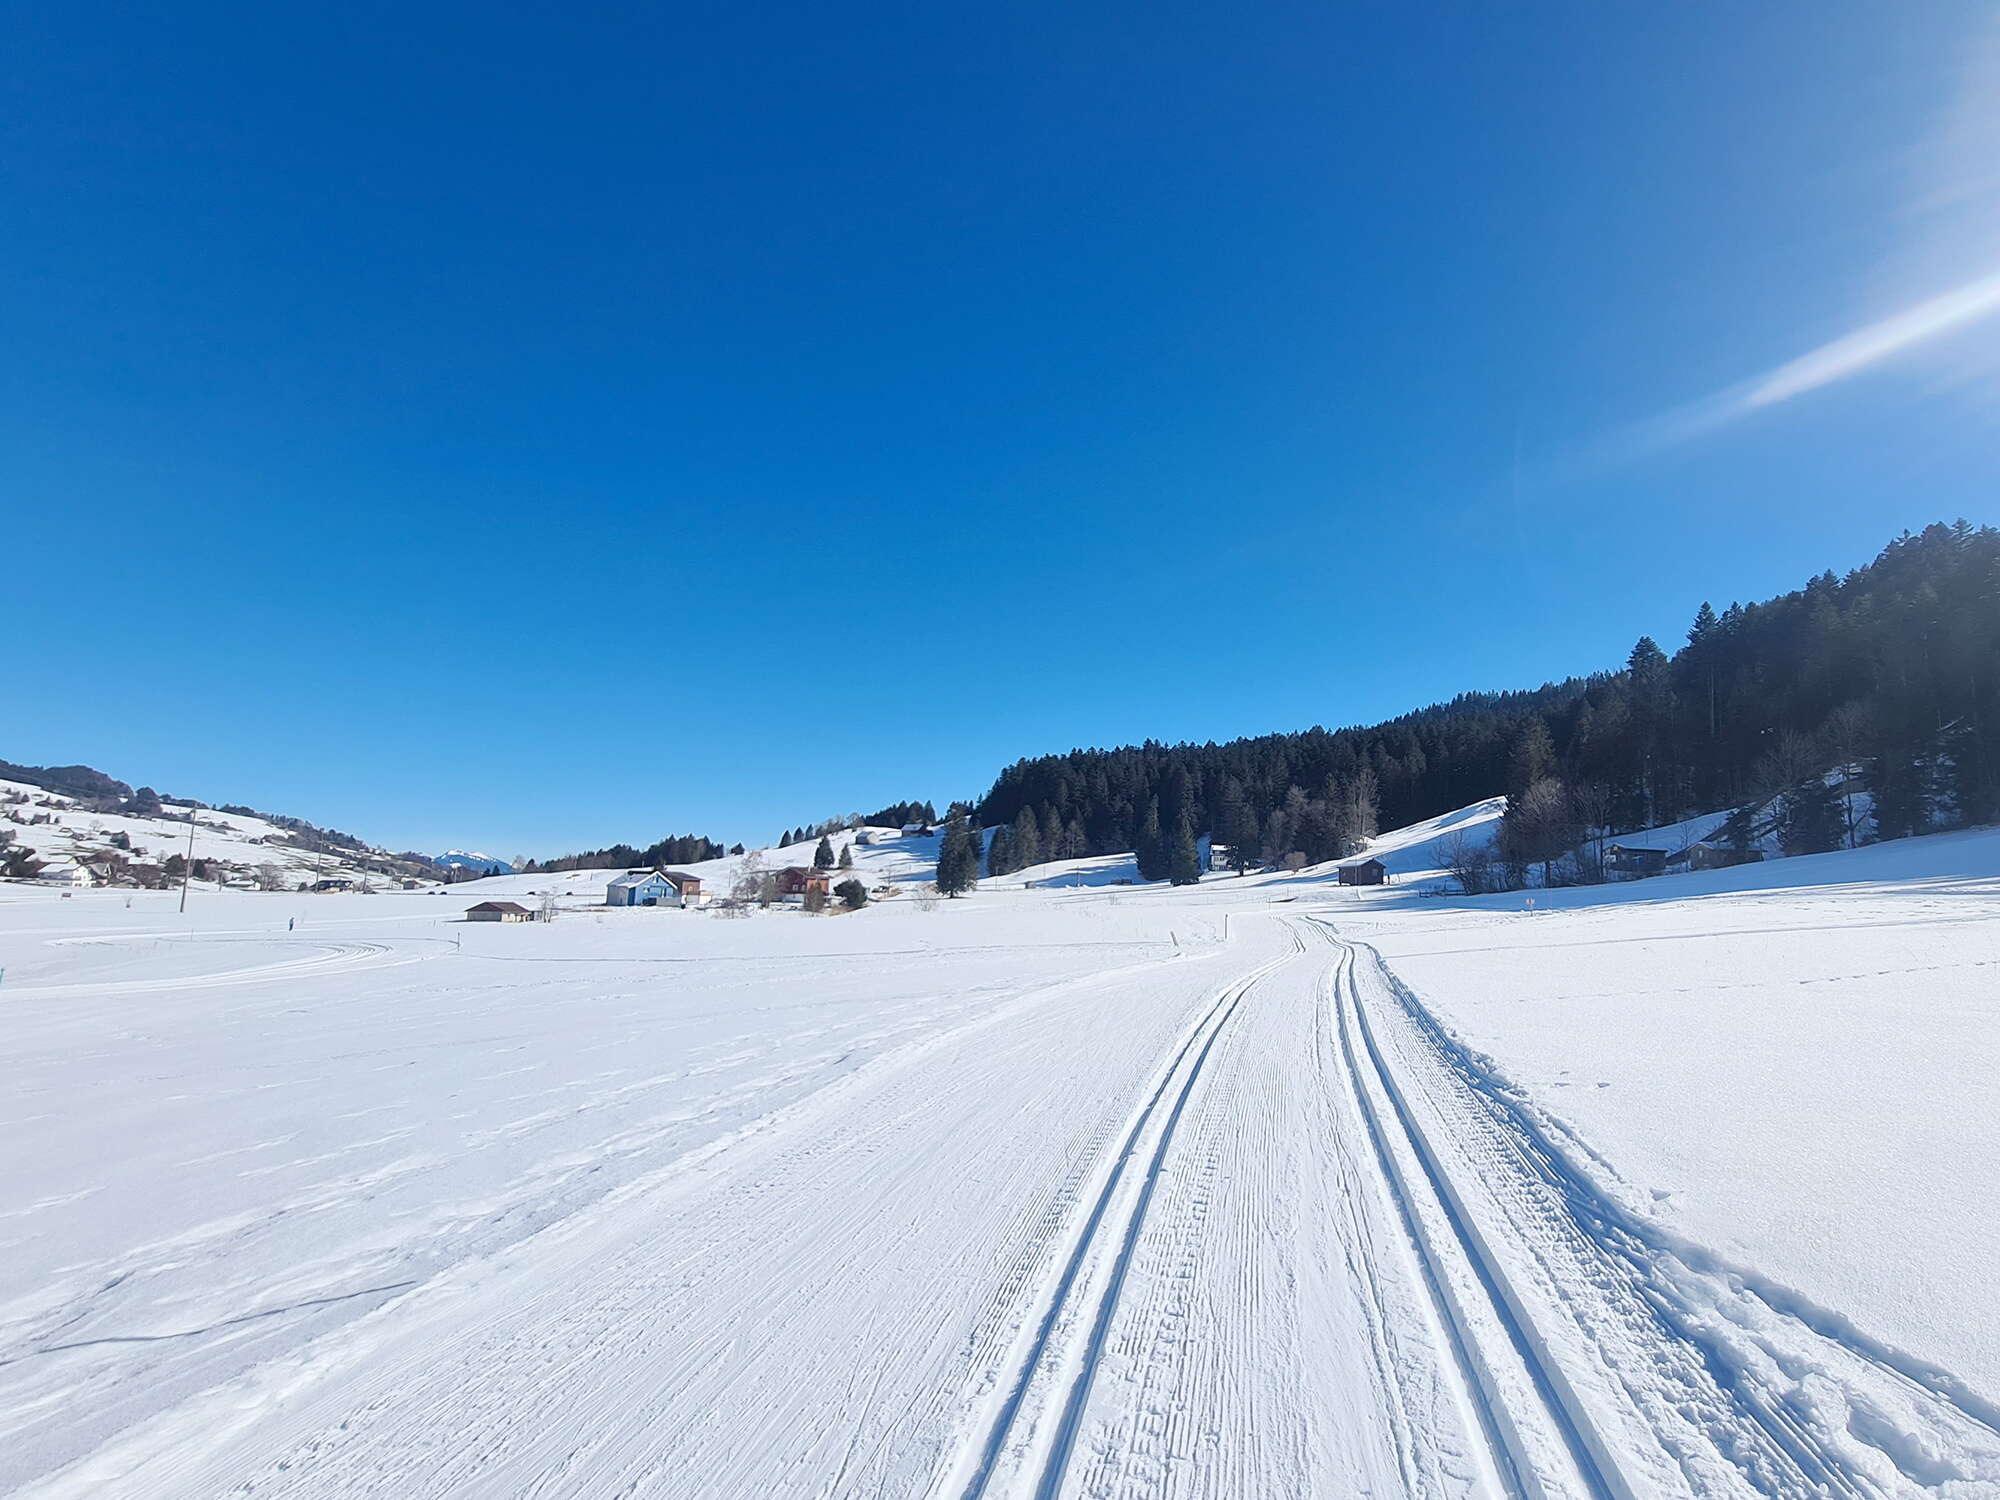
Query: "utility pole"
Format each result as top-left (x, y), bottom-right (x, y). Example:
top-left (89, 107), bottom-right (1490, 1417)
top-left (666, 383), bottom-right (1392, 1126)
top-left (178, 806), bottom-right (196, 914)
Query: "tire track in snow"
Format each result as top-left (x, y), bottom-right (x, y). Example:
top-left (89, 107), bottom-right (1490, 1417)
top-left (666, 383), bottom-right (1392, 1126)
top-left (2, 942), bottom-right (412, 996)
top-left (945, 926), bottom-right (1304, 1500)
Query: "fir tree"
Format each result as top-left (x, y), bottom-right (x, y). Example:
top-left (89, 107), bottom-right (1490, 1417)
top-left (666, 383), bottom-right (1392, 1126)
top-left (985, 824), bottom-right (1015, 877)
top-left (813, 835), bottom-right (835, 870)
top-left (1168, 809), bottom-right (1202, 885)
top-left (1506, 720), bottom-right (1556, 804)
top-left (1777, 779), bottom-right (1845, 855)
top-left (1134, 796), bottom-right (1165, 881)
top-left (1012, 806), bottom-right (1042, 870)
top-left (935, 815), bottom-right (978, 897)
top-left (837, 842), bottom-right (854, 870)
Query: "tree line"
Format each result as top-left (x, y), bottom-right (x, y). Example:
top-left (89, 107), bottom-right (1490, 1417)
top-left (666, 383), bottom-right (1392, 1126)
top-left (968, 522), bottom-right (2000, 882)
top-left (523, 833), bottom-right (728, 873)
top-left (778, 801), bottom-right (938, 848)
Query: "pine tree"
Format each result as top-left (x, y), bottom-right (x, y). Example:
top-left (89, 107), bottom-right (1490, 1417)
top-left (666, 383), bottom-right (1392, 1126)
top-left (1777, 779), bottom-right (1845, 856)
top-left (935, 815), bottom-right (978, 897)
top-left (1134, 796), bottom-right (1165, 881)
top-left (1012, 806), bottom-right (1042, 870)
top-left (1168, 809), bottom-right (1202, 885)
top-left (1215, 776), bottom-right (1253, 874)
top-left (837, 842), bottom-right (854, 870)
top-left (985, 824), bottom-right (1015, 877)
top-left (813, 835), bottom-right (835, 870)
top-left (1506, 720), bottom-right (1556, 804)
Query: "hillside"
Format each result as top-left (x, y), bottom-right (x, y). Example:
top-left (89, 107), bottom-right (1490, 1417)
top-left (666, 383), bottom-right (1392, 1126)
top-left (0, 777), bottom-right (433, 891)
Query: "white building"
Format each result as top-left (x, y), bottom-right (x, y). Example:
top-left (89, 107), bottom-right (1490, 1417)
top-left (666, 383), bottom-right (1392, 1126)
top-left (37, 861), bottom-right (96, 888)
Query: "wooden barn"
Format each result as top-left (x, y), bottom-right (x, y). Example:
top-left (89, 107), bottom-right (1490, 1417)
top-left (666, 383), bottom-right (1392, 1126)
top-left (1682, 842), bottom-right (1764, 872)
top-left (1337, 857), bottom-right (1387, 887)
top-left (1606, 844), bottom-right (1669, 877)
top-left (466, 900), bottom-right (532, 923)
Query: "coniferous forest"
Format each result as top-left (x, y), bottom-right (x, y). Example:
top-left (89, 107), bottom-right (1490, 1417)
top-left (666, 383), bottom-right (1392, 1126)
top-left (972, 522), bottom-right (2000, 874)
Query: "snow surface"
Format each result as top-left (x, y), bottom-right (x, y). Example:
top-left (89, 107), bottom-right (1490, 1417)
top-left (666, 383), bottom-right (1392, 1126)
top-left (3, 810), bottom-right (1997, 1498)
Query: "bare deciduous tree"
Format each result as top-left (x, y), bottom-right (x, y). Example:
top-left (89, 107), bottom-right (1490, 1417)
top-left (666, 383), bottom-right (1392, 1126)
top-left (1821, 702), bottom-right (1872, 848)
top-left (1754, 730), bottom-right (1823, 800)
top-left (1438, 833), bottom-right (1501, 895)
top-left (731, 850), bottom-right (767, 908)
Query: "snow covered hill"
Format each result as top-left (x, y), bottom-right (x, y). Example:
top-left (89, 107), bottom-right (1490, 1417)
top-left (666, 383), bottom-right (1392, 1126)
top-left (0, 777), bottom-right (427, 890)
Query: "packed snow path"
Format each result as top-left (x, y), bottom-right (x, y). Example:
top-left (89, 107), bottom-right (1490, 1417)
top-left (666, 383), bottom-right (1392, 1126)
top-left (7, 892), bottom-right (1998, 1497)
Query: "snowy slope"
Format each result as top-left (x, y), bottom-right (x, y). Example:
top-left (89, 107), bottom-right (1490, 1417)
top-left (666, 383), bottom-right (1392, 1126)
top-left (0, 779), bottom-right (414, 887)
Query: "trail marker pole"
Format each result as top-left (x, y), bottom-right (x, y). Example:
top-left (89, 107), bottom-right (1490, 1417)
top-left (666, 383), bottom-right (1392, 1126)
top-left (178, 809), bottom-right (196, 915)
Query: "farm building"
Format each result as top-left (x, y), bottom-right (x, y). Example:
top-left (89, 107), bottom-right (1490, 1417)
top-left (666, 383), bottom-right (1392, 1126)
top-left (1337, 858), bottom-right (1387, 887)
top-left (1606, 844), bottom-right (1669, 878)
top-left (311, 876), bottom-right (355, 893)
top-left (1681, 842), bottom-right (1765, 872)
top-left (466, 900), bottom-right (533, 923)
top-left (36, 861), bottom-right (96, 888)
top-left (605, 869), bottom-right (703, 908)
top-left (773, 867), bottom-right (833, 899)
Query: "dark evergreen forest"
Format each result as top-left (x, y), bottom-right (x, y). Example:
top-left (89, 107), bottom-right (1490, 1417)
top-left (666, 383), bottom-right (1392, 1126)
top-left (973, 522), bottom-right (2000, 875)
top-left (524, 834), bottom-right (726, 873)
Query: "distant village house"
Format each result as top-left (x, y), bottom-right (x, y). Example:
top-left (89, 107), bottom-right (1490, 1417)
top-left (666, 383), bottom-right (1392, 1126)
top-left (605, 869), bottom-right (703, 908)
top-left (466, 900), bottom-right (534, 923)
top-left (772, 867), bottom-right (832, 900)
top-left (1337, 857), bottom-right (1387, 887)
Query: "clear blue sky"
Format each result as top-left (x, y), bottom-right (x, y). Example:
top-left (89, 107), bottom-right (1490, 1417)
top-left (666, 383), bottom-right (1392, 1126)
top-left (9, 2), bottom-right (2000, 856)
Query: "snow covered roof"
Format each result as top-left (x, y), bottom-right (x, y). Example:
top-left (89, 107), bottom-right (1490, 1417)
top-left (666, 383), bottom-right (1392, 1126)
top-left (607, 870), bottom-right (670, 889)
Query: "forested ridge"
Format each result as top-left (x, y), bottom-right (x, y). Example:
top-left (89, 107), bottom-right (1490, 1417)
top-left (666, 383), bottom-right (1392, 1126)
top-left (972, 522), bottom-right (2000, 877)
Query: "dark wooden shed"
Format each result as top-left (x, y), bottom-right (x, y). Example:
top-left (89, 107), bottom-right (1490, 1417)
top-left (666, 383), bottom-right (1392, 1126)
top-left (1337, 858), bottom-right (1387, 886)
top-left (466, 900), bottom-right (533, 923)
top-left (1606, 844), bottom-right (1669, 877)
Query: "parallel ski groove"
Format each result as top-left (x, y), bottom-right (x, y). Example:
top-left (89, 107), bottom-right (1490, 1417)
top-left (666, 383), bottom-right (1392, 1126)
top-left (1324, 925), bottom-right (1626, 1500)
top-left (1305, 923), bottom-right (1536, 1500)
top-left (954, 928), bottom-right (1302, 1500)
top-left (1322, 919), bottom-right (2000, 1500)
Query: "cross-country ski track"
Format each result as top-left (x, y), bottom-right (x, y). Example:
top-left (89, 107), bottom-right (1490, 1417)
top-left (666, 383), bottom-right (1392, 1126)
top-left (9, 896), bottom-right (1999, 1499)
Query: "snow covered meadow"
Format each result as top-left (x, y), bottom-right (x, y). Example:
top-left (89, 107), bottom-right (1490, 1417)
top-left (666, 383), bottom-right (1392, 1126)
top-left (2, 817), bottom-right (1996, 1497)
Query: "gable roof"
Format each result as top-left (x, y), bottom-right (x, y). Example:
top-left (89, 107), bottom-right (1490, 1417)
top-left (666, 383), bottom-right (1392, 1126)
top-left (607, 870), bottom-right (670, 889)
top-left (468, 900), bottom-right (531, 914)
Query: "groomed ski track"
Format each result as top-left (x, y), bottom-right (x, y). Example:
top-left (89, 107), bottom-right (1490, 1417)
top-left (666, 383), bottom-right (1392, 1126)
top-left (18, 914), bottom-right (2000, 1498)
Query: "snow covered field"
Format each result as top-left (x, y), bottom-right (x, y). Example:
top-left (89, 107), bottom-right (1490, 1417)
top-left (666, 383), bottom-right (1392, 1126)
top-left (3, 818), bottom-right (1997, 1498)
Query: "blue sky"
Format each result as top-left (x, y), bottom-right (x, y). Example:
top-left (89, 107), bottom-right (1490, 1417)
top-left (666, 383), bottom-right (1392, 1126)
top-left (8, 1), bottom-right (2000, 856)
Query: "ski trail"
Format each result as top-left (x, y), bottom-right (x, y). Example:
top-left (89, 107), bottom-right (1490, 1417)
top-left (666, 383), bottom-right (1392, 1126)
top-left (1051, 916), bottom-right (1509, 1500)
top-left (1317, 916), bottom-right (2000, 1500)
top-left (939, 928), bottom-right (1302, 1500)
